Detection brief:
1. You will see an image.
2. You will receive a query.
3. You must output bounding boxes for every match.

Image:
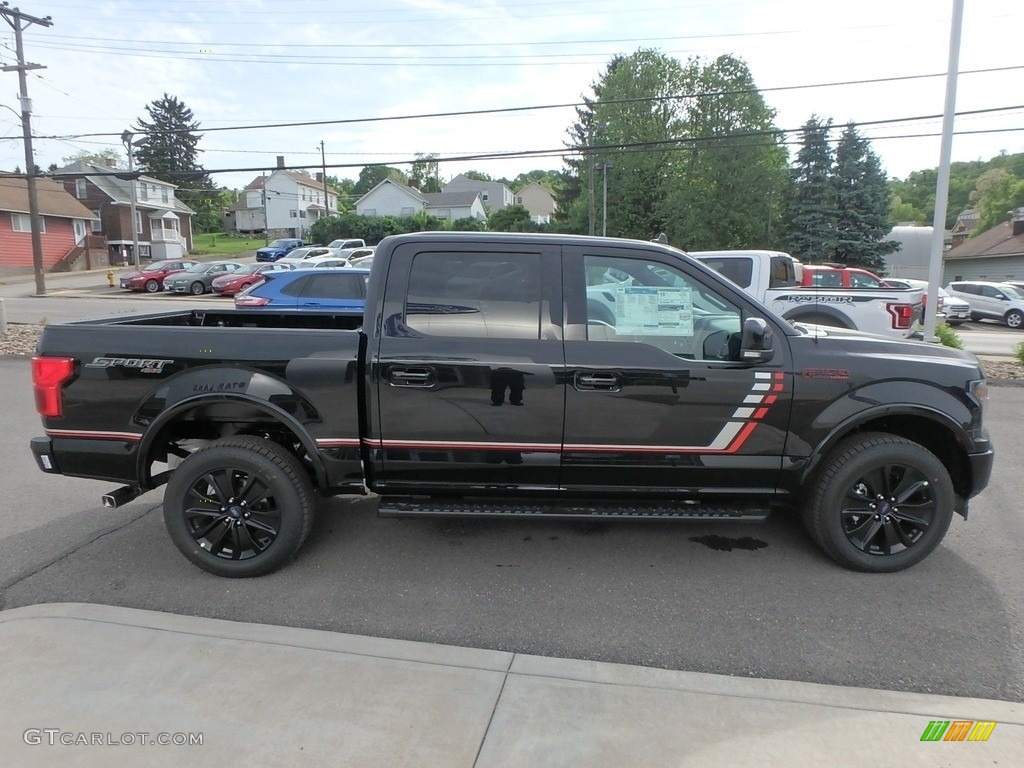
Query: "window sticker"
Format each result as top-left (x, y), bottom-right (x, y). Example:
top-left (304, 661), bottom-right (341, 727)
top-left (614, 286), bottom-right (694, 336)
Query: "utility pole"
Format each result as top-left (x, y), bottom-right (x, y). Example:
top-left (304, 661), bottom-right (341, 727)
top-left (1, 3), bottom-right (53, 296)
top-left (586, 124), bottom-right (595, 236)
top-left (261, 172), bottom-right (269, 245)
top-left (319, 140), bottom-right (331, 216)
top-left (121, 130), bottom-right (141, 267)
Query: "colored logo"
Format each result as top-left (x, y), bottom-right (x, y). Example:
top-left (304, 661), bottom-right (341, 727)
top-left (920, 720), bottom-right (996, 742)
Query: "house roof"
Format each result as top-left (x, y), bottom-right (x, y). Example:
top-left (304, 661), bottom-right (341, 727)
top-left (52, 161), bottom-right (195, 216)
top-left (244, 169), bottom-right (323, 190)
top-left (0, 174), bottom-right (94, 219)
top-left (422, 191), bottom-right (480, 208)
top-left (356, 178), bottom-right (426, 207)
top-left (944, 219), bottom-right (1024, 261)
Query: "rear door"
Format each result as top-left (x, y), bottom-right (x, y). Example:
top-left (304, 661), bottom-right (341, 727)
top-left (370, 241), bottom-right (564, 493)
top-left (561, 244), bottom-right (792, 497)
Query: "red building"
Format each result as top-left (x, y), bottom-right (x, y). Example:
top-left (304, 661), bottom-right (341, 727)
top-left (0, 174), bottom-right (97, 271)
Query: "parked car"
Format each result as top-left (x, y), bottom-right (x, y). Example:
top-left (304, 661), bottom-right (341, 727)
top-left (1003, 280), bottom-right (1024, 293)
top-left (165, 261), bottom-right (246, 295)
top-left (945, 281), bottom-right (1024, 329)
top-left (327, 238), bottom-right (366, 250)
top-left (119, 259), bottom-right (198, 292)
top-left (277, 246), bottom-right (337, 267)
top-left (211, 262), bottom-right (293, 297)
top-left (801, 265), bottom-right (886, 288)
top-left (255, 238), bottom-right (305, 262)
top-left (880, 278), bottom-right (970, 326)
top-left (300, 256), bottom-right (351, 269)
top-left (234, 267), bottom-right (370, 310)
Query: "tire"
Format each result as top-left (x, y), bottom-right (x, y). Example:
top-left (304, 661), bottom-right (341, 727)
top-left (802, 433), bottom-right (954, 572)
top-left (144, 279), bottom-right (160, 293)
top-left (1005, 309), bottom-right (1023, 329)
top-left (190, 281), bottom-right (206, 296)
top-left (163, 436), bottom-right (316, 577)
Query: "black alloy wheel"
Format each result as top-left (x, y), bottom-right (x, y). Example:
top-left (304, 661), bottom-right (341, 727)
top-left (163, 437), bottom-right (316, 577)
top-left (803, 433), bottom-right (954, 572)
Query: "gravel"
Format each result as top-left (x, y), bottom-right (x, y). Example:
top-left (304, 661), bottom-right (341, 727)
top-left (3, 323), bottom-right (1023, 382)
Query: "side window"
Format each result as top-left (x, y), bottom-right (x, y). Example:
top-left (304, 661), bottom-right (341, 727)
top-left (305, 274), bottom-right (365, 299)
top-left (282, 276), bottom-right (313, 297)
top-left (583, 254), bottom-right (742, 361)
top-left (406, 251), bottom-right (542, 339)
top-left (851, 273), bottom-right (881, 288)
top-left (700, 257), bottom-right (752, 289)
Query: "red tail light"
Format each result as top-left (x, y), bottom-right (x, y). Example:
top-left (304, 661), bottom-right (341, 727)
top-left (887, 303), bottom-right (916, 330)
top-left (235, 295), bottom-right (270, 307)
top-left (31, 356), bottom-right (75, 417)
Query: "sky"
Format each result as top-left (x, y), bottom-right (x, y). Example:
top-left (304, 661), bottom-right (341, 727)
top-left (1, 0), bottom-right (1022, 195)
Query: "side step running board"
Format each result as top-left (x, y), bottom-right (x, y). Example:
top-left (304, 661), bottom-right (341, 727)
top-left (378, 498), bottom-right (770, 521)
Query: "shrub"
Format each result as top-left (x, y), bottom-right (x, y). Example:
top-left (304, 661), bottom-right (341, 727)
top-left (933, 321), bottom-right (964, 350)
top-left (1015, 339), bottom-right (1024, 366)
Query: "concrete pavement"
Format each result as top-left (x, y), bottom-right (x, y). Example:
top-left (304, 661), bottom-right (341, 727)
top-left (0, 603), bottom-right (1020, 767)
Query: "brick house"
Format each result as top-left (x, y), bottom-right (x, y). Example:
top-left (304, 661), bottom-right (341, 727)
top-left (0, 173), bottom-right (97, 272)
top-left (54, 160), bottom-right (195, 263)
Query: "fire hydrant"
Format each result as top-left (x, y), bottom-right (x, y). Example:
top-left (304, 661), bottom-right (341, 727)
top-left (107, 269), bottom-right (115, 288)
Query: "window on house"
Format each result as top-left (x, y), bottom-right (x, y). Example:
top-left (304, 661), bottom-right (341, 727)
top-left (90, 210), bottom-right (102, 233)
top-left (161, 187), bottom-right (169, 203)
top-left (135, 210), bottom-right (143, 234)
top-left (75, 179), bottom-right (87, 199)
top-left (138, 183), bottom-right (148, 201)
top-left (401, 207), bottom-right (415, 216)
top-left (11, 213), bottom-right (44, 233)
top-left (516, 196), bottom-right (523, 204)
top-left (482, 192), bottom-right (489, 201)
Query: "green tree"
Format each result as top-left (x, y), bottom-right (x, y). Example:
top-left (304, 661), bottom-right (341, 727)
top-left (132, 94), bottom-right (219, 232)
top-left (970, 168), bottom-right (1024, 233)
top-left (660, 54), bottom-right (789, 250)
top-left (410, 153), bottom-right (442, 193)
top-left (488, 204), bottom-right (538, 232)
top-left (61, 148), bottom-right (123, 167)
top-left (784, 116), bottom-right (836, 262)
top-left (353, 165), bottom-right (407, 195)
top-left (831, 123), bottom-right (897, 272)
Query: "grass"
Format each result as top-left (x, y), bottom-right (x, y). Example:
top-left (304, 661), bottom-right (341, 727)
top-left (190, 232), bottom-right (265, 258)
top-left (1015, 340), bottom-right (1024, 366)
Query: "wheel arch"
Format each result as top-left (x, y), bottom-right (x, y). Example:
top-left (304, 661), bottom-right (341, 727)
top-left (797, 406), bottom-right (974, 504)
top-left (136, 393), bottom-right (327, 489)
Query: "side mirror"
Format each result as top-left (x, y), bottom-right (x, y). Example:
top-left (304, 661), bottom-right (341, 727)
top-left (740, 317), bottom-right (774, 363)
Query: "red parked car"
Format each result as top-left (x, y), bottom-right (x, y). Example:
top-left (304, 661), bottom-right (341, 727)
top-left (119, 259), bottom-right (198, 292)
top-left (211, 262), bottom-right (294, 297)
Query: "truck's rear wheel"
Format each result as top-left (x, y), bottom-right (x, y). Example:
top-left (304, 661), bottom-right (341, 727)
top-left (802, 433), bottom-right (953, 572)
top-left (163, 436), bottom-right (315, 577)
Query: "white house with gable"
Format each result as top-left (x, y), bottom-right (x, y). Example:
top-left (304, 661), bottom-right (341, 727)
top-left (356, 179), bottom-right (486, 221)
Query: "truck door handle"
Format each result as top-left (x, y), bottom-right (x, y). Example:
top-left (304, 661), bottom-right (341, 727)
top-left (389, 367), bottom-right (435, 387)
top-left (574, 371), bottom-right (621, 392)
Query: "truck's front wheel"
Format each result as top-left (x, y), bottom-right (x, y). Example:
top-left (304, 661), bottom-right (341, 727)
top-left (163, 436), bottom-right (316, 577)
top-left (803, 433), bottom-right (954, 572)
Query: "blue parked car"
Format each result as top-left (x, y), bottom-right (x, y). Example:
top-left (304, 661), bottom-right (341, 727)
top-left (255, 238), bottom-right (305, 262)
top-left (234, 268), bottom-right (369, 310)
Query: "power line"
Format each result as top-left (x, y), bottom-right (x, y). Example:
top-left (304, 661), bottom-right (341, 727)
top-left (24, 66), bottom-right (1024, 141)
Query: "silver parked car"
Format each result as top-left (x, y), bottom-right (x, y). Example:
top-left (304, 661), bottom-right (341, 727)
top-left (164, 261), bottom-right (245, 295)
top-left (944, 281), bottom-right (1024, 329)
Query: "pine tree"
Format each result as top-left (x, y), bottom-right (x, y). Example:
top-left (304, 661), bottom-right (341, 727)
top-left (832, 123), bottom-right (897, 272)
top-left (132, 94), bottom-right (217, 231)
top-left (784, 116), bottom-right (836, 262)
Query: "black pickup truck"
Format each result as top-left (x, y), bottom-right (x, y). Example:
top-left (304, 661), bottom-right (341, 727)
top-left (30, 232), bottom-right (994, 577)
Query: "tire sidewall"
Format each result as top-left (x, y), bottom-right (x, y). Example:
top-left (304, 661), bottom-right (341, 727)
top-left (1005, 310), bottom-right (1023, 329)
top-left (163, 439), bottom-right (313, 577)
top-left (190, 281), bottom-right (205, 295)
top-left (809, 437), bottom-right (954, 572)
top-left (145, 279), bottom-right (160, 293)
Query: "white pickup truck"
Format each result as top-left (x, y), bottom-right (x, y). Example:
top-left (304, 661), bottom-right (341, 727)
top-left (688, 250), bottom-right (923, 338)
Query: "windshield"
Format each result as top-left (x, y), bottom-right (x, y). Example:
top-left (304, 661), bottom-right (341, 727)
top-left (183, 263), bottom-right (208, 273)
top-left (142, 261), bottom-right (175, 272)
top-left (1000, 284), bottom-right (1022, 299)
top-left (266, 239), bottom-right (291, 248)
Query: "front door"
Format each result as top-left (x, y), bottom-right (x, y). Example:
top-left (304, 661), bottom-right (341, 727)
top-left (561, 245), bottom-right (792, 497)
top-left (371, 241), bottom-right (565, 493)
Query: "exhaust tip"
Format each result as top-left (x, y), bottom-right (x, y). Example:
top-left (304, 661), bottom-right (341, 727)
top-left (101, 486), bottom-right (141, 509)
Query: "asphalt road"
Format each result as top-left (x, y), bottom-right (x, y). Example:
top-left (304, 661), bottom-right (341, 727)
top-left (2, 357), bottom-right (1021, 703)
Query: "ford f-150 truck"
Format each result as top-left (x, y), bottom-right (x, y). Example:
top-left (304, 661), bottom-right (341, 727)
top-left (689, 250), bottom-right (924, 338)
top-left (29, 233), bottom-right (993, 577)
